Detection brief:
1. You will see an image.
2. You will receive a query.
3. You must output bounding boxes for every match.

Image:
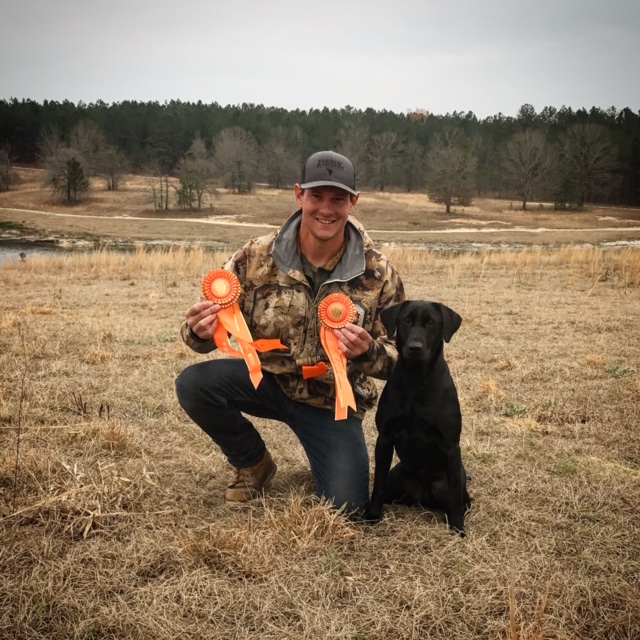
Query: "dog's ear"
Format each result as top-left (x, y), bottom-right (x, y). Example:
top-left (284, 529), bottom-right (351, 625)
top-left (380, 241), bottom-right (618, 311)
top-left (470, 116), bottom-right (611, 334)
top-left (380, 302), bottom-right (405, 339)
top-left (438, 304), bottom-right (462, 343)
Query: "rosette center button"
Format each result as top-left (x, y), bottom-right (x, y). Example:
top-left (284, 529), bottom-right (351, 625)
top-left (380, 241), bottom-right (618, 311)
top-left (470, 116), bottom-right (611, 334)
top-left (329, 304), bottom-right (345, 321)
top-left (213, 279), bottom-right (230, 297)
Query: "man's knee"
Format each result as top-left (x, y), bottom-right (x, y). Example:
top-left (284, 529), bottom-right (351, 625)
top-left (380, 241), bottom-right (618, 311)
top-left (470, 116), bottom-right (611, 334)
top-left (175, 363), bottom-right (225, 412)
top-left (175, 365), bottom-right (198, 408)
top-left (317, 464), bottom-right (369, 514)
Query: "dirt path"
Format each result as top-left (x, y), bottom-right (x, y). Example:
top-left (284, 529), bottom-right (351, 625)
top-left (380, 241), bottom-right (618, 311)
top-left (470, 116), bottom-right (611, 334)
top-left (2, 205), bottom-right (640, 250)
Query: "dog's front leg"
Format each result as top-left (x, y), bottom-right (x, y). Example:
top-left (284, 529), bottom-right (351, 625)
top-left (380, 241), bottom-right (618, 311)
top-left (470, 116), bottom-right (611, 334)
top-left (364, 433), bottom-right (395, 523)
top-left (446, 445), bottom-right (466, 536)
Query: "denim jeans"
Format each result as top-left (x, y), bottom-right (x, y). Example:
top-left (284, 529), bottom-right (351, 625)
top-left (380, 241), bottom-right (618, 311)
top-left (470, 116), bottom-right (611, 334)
top-left (175, 358), bottom-right (370, 514)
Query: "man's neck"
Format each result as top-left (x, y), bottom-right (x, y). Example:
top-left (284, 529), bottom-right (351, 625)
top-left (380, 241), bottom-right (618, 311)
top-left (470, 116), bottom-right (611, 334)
top-left (298, 229), bottom-right (345, 268)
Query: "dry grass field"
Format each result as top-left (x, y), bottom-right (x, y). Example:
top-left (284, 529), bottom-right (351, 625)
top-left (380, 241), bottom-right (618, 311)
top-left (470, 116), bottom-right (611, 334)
top-left (1, 244), bottom-right (639, 639)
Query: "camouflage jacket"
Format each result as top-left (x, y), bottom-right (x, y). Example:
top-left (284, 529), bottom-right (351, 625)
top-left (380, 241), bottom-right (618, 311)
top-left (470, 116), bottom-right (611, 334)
top-left (181, 210), bottom-right (405, 418)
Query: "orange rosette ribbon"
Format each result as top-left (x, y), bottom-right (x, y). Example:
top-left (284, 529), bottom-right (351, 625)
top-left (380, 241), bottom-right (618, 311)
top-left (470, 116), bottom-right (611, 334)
top-left (202, 270), bottom-right (286, 389)
top-left (316, 293), bottom-right (358, 421)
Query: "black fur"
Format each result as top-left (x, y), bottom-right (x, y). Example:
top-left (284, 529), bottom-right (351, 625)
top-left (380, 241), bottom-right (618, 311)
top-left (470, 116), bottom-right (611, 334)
top-left (364, 300), bottom-right (471, 535)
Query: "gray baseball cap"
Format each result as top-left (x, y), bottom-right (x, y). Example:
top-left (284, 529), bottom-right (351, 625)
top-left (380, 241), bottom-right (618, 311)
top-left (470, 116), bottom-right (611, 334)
top-left (300, 151), bottom-right (357, 196)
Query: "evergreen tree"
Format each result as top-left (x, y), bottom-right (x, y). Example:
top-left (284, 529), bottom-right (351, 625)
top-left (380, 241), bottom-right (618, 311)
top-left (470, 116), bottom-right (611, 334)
top-left (48, 153), bottom-right (89, 202)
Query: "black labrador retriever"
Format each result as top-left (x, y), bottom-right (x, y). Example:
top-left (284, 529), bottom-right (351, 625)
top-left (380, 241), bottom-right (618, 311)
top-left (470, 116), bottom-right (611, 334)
top-left (364, 300), bottom-right (471, 535)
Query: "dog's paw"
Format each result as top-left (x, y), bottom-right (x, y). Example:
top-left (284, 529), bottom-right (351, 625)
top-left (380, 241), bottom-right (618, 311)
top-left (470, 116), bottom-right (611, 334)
top-left (448, 515), bottom-right (466, 537)
top-left (362, 506), bottom-right (384, 524)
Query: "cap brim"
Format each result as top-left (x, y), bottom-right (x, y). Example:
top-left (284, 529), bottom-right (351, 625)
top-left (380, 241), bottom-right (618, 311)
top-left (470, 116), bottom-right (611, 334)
top-left (300, 180), bottom-right (358, 196)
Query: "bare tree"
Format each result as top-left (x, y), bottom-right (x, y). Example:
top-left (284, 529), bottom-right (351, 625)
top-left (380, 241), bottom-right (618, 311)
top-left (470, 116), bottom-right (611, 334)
top-left (556, 124), bottom-right (617, 208)
top-left (401, 141), bottom-right (426, 192)
top-left (39, 125), bottom-right (91, 202)
top-left (69, 121), bottom-right (106, 175)
top-left (144, 161), bottom-right (171, 211)
top-left (369, 132), bottom-right (403, 191)
top-left (337, 122), bottom-right (370, 185)
top-left (175, 134), bottom-right (212, 209)
top-left (260, 126), bottom-right (303, 189)
top-left (0, 144), bottom-right (17, 192)
top-left (473, 132), bottom-right (502, 197)
top-left (96, 145), bottom-right (128, 191)
top-left (426, 129), bottom-right (477, 214)
top-left (501, 130), bottom-right (553, 210)
top-left (37, 125), bottom-right (63, 164)
top-left (212, 127), bottom-right (258, 194)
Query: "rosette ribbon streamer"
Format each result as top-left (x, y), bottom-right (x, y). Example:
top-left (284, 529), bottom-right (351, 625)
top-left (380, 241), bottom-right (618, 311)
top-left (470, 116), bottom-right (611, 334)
top-left (202, 270), bottom-right (287, 388)
top-left (317, 293), bottom-right (358, 420)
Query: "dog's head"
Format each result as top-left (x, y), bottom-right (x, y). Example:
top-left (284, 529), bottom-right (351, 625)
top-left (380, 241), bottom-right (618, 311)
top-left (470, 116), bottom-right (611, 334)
top-left (381, 300), bottom-right (462, 363)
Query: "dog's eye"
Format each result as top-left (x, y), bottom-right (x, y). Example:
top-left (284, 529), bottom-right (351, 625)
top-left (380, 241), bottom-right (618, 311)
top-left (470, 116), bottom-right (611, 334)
top-left (402, 317), bottom-right (412, 324)
top-left (424, 319), bottom-right (434, 326)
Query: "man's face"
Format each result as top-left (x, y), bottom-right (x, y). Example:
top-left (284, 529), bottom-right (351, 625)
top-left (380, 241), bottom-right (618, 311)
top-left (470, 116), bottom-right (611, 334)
top-left (295, 185), bottom-right (359, 244)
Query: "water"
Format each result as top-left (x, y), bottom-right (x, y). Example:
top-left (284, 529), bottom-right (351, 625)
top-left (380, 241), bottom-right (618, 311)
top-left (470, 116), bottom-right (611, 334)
top-left (0, 240), bottom-right (65, 265)
top-left (0, 238), bottom-right (230, 267)
top-left (3, 236), bottom-right (638, 267)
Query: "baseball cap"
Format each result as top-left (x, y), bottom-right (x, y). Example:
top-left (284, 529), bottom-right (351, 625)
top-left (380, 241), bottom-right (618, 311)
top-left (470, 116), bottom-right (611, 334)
top-left (300, 151), bottom-right (357, 196)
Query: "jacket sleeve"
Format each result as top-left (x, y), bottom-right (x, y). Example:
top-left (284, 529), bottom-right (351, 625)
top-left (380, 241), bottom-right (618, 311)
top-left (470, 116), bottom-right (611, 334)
top-left (355, 258), bottom-right (406, 380)
top-left (180, 321), bottom-right (216, 354)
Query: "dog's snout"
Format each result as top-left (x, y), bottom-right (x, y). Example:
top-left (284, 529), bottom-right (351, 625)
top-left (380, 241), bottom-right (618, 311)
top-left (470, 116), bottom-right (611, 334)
top-left (406, 341), bottom-right (423, 355)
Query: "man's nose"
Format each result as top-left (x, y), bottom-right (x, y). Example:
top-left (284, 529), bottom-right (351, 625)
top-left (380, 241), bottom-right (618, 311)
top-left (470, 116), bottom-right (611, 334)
top-left (318, 198), bottom-right (333, 214)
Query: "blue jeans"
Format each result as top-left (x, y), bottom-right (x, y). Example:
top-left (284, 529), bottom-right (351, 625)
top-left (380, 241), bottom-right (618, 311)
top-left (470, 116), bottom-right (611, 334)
top-left (175, 358), bottom-right (370, 514)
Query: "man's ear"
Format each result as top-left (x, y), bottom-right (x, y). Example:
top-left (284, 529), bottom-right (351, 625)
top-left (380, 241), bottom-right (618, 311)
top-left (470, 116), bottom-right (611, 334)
top-left (438, 303), bottom-right (462, 343)
top-left (294, 184), bottom-right (304, 207)
top-left (380, 302), bottom-right (405, 339)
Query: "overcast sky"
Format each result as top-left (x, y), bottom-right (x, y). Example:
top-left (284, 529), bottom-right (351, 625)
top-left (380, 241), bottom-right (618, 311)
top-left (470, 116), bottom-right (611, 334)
top-left (1, 0), bottom-right (638, 119)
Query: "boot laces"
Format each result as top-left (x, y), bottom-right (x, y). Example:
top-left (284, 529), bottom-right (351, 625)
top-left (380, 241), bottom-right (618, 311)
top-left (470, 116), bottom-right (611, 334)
top-left (233, 467), bottom-right (253, 486)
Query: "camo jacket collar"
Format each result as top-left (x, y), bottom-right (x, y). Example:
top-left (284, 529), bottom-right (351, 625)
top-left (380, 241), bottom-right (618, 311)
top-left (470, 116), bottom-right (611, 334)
top-left (271, 209), bottom-right (367, 283)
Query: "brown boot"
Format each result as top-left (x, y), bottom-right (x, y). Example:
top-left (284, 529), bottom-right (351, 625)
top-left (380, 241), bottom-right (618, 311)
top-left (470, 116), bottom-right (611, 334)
top-left (226, 450), bottom-right (277, 502)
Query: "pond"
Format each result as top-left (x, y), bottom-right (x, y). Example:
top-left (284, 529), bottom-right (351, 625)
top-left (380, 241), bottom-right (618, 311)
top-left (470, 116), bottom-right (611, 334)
top-left (0, 238), bottom-right (231, 267)
top-left (2, 237), bottom-right (638, 268)
top-left (0, 240), bottom-right (65, 265)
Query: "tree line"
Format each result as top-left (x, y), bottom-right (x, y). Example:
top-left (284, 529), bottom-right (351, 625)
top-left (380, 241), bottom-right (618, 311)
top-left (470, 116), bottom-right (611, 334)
top-left (1, 98), bottom-right (639, 211)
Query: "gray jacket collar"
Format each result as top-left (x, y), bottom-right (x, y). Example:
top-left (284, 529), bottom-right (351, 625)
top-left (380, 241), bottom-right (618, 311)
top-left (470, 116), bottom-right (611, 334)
top-left (271, 210), bottom-right (366, 283)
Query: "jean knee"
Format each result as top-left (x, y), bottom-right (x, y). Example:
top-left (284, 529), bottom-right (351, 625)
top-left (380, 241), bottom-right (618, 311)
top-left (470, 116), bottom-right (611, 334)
top-left (175, 363), bottom-right (220, 413)
top-left (175, 366), bottom-right (197, 409)
top-left (317, 460), bottom-right (369, 514)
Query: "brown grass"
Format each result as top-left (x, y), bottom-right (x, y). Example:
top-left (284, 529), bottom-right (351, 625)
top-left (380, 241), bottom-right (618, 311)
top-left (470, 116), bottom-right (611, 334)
top-left (1, 246), bottom-right (639, 639)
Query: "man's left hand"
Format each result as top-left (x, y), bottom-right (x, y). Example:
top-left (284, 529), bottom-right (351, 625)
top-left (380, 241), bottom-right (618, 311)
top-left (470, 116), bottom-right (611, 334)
top-left (333, 323), bottom-right (373, 359)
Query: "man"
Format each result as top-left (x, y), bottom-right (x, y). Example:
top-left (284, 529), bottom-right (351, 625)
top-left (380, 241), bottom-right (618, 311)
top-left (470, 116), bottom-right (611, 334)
top-left (175, 150), bottom-right (405, 516)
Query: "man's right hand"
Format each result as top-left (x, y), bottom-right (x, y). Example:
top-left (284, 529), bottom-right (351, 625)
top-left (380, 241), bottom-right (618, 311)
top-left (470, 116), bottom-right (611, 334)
top-left (185, 301), bottom-right (220, 340)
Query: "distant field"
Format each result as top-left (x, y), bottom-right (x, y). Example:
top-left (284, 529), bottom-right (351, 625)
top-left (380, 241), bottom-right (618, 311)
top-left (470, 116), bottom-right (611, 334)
top-left (1, 167), bottom-right (640, 249)
top-left (1, 246), bottom-right (639, 639)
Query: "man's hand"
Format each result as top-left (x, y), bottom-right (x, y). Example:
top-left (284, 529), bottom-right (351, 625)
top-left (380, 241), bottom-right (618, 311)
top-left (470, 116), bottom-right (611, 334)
top-left (185, 301), bottom-right (220, 340)
top-left (333, 323), bottom-right (373, 359)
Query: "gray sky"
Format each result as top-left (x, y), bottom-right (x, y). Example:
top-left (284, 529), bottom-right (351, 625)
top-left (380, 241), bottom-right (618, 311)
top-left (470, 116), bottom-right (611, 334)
top-left (1, 0), bottom-right (638, 119)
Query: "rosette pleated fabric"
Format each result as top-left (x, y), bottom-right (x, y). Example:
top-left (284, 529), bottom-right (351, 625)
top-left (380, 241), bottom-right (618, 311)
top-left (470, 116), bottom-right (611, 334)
top-left (202, 270), bottom-right (287, 388)
top-left (317, 294), bottom-right (357, 420)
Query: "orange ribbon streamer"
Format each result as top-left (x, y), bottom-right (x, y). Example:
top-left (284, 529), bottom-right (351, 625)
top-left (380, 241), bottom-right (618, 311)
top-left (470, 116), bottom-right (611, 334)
top-left (317, 294), bottom-right (358, 421)
top-left (302, 361), bottom-right (329, 379)
top-left (202, 270), bottom-right (287, 388)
